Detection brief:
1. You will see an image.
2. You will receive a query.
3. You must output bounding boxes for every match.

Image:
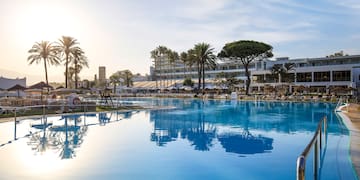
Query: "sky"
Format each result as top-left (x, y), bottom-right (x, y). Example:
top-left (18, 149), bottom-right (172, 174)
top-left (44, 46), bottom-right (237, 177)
top-left (0, 0), bottom-right (360, 85)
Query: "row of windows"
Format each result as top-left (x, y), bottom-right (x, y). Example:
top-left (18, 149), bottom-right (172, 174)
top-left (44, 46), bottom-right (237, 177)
top-left (244, 71), bottom-right (352, 83)
top-left (297, 71), bottom-right (351, 82)
top-left (155, 58), bottom-right (360, 72)
top-left (155, 70), bottom-right (352, 82)
top-left (155, 63), bottom-right (258, 73)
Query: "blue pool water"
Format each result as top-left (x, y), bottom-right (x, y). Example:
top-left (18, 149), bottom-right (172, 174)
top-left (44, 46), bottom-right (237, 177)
top-left (0, 98), bottom-right (357, 180)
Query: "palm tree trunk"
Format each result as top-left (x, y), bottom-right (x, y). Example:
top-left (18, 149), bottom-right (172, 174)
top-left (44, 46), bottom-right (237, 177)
top-left (183, 62), bottom-right (186, 79)
top-left (202, 64), bottom-right (205, 92)
top-left (44, 58), bottom-right (49, 92)
top-left (65, 54), bottom-right (69, 88)
top-left (245, 64), bottom-right (250, 95)
top-left (75, 60), bottom-right (78, 89)
top-left (159, 57), bottom-right (162, 87)
top-left (155, 58), bottom-right (158, 88)
top-left (197, 62), bottom-right (201, 92)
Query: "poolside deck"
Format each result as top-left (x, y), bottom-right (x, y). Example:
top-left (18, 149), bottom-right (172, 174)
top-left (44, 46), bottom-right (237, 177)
top-left (342, 104), bottom-right (360, 178)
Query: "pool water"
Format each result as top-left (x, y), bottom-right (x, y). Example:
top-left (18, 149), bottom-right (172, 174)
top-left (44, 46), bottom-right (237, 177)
top-left (0, 98), bottom-right (357, 180)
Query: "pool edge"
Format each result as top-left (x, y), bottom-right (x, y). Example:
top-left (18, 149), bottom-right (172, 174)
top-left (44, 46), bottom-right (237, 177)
top-left (336, 110), bottom-right (360, 180)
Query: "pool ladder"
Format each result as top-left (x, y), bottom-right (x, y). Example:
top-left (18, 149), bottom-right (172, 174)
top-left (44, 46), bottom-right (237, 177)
top-left (296, 116), bottom-right (327, 180)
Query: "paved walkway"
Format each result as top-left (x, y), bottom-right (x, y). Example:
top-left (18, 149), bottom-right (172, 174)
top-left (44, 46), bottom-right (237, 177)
top-left (340, 103), bottom-right (360, 178)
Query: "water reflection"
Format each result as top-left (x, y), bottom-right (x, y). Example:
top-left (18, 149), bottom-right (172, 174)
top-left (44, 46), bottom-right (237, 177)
top-left (150, 101), bottom-right (216, 151)
top-left (1, 100), bottom-right (340, 160)
top-left (148, 99), bottom-right (342, 155)
top-left (24, 111), bottom-right (138, 159)
top-left (150, 100), bottom-right (273, 155)
top-left (27, 114), bottom-right (88, 159)
top-left (218, 132), bottom-right (273, 155)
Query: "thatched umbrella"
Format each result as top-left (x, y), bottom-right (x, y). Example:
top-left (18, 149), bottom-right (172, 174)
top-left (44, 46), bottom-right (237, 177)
top-left (28, 81), bottom-right (53, 91)
top-left (7, 84), bottom-right (27, 97)
top-left (294, 85), bottom-right (306, 93)
top-left (346, 87), bottom-right (357, 95)
top-left (264, 85), bottom-right (275, 94)
top-left (329, 86), bottom-right (346, 94)
top-left (277, 84), bottom-right (289, 95)
top-left (52, 88), bottom-right (79, 95)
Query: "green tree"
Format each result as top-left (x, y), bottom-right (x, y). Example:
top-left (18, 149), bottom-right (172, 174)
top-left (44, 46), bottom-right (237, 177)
top-left (193, 43), bottom-right (216, 91)
top-left (57, 36), bottom-right (79, 88)
top-left (28, 41), bottom-right (61, 92)
top-left (180, 52), bottom-right (188, 78)
top-left (180, 50), bottom-right (197, 82)
top-left (183, 77), bottom-right (194, 87)
top-left (218, 40), bottom-right (273, 95)
top-left (119, 70), bottom-right (133, 87)
top-left (215, 72), bottom-right (242, 92)
top-left (150, 46), bottom-right (169, 88)
top-left (271, 63), bottom-right (295, 83)
top-left (109, 72), bottom-right (121, 93)
top-left (271, 64), bottom-right (284, 83)
top-left (167, 50), bottom-right (179, 87)
top-left (283, 63), bottom-right (295, 83)
top-left (71, 47), bottom-right (88, 89)
top-left (64, 66), bottom-right (76, 89)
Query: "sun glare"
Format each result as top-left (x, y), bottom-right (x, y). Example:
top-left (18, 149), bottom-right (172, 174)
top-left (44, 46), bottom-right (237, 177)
top-left (12, 2), bottom-right (77, 48)
top-left (15, 144), bottom-right (67, 175)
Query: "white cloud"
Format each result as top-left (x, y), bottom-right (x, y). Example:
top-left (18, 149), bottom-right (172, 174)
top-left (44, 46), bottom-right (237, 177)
top-left (174, 0), bottom-right (232, 20)
top-left (242, 31), bottom-right (316, 44)
top-left (328, 0), bottom-right (360, 10)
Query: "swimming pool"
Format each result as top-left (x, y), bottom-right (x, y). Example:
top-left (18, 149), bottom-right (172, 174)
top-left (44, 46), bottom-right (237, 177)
top-left (0, 98), bottom-right (357, 180)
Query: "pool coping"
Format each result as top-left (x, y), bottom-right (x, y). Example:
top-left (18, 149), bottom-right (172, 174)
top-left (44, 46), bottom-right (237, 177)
top-left (336, 106), bottom-right (360, 179)
top-left (0, 105), bottom-right (175, 124)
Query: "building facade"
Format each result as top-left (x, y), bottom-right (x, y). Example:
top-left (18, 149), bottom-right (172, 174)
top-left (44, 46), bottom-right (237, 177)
top-left (151, 54), bottom-right (360, 95)
top-left (99, 66), bottom-right (106, 84)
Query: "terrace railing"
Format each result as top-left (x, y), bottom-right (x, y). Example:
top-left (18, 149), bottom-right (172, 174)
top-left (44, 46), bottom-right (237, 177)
top-left (296, 116), bottom-right (327, 180)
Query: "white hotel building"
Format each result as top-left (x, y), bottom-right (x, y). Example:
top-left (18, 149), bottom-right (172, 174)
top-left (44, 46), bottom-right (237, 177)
top-left (150, 54), bottom-right (360, 95)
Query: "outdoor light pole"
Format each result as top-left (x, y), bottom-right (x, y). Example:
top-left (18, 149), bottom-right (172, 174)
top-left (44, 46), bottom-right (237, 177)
top-left (14, 108), bottom-right (17, 140)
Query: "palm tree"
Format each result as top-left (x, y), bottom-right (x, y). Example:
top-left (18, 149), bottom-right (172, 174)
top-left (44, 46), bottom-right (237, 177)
top-left (167, 50), bottom-right (179, 87)
top-left (28, 41), bottom-right (60, 92)
top-left (109, 72), bottom-right (121, 93)
top-left (180, 52), bottom-right (188, 79)
top-left (57, 36), bottom-right (79, 88)
top-left (193, 43), bottom-right (216, 91)
top-left (71, 47), bottom-right (88, 89)
top-left (150, 46), bottom-right (169, 88)
top-left (186, 49), bottom-right (196, 79)
top-left (271, 64), bottom-right (284, 83)
top-left (119, 70), bottom-right (134, 87)
top-left (283, 63), bottom-right (295, 83)
top-left (65, 67), bottom-right (76, 89)
top-left (271, 63), bottom-right (295, 83)
top-left (185, 48), bottom-right (200, 90)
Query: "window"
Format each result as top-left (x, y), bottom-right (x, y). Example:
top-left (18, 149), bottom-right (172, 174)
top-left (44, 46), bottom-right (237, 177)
top-left (314, 71), bottom-right (330, 82)
top-left (282, 73), bottom-right (295, 83)
top-left (229, 65), bottom-right (237, 70)
top-left (333, 71), bottom-right (350, 81)
top-left (297, 72), bottom-right (312, 82)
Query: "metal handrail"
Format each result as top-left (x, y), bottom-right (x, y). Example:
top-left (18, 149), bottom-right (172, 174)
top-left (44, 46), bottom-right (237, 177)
top-left (296, 116), bottom-right (327, 180)
top-left (334, 97), bottom-right (344, 112)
